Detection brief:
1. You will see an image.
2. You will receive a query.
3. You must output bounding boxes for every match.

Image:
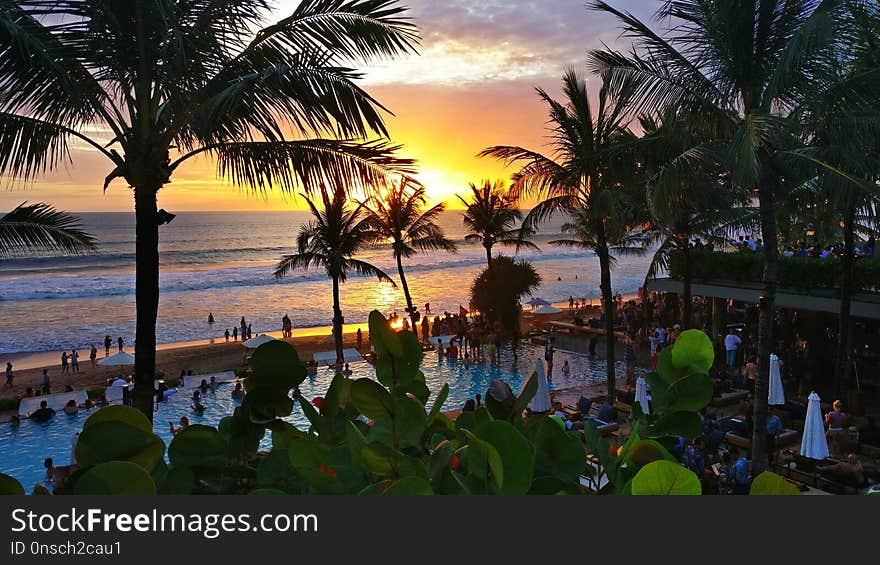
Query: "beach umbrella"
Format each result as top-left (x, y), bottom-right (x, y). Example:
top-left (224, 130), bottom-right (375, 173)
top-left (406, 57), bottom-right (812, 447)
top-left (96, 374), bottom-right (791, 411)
top-left (98, 350), bottom-right (135, 379)
top-left (635, 376), bottom-right (650, 415)
top-left (533, 304), bottom-right (562, 315)
top-left (528, 297), bottom-right (551, 307)
top-left (529, 359), bottom-right (552, 413)
top-left (768, 354), bottom-right (785, 406)
top-left (800, 392), bottom-right (829, 460)
top-left (242, 334), bottom-right (278, 349)
top-left (98, 351), bottom-right (135, 366)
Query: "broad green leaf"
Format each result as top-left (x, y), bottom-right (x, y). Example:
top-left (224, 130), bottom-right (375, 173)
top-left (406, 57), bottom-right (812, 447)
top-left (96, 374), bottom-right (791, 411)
top-left (351, 378), bottom-right (394, 420)
top-left (477, 421), bottom-right (534, 495)
top-left (168, 425), bottom-right (228, 469)
top-left (74, 462), bottom-right (157, 495)
top-left (0, 473), bottom-right (24, 495)
top-left (76, 421), bottom-right (165, 473)
top-left (82, 405), bottom-right (152, 434)
top-left (631, 460), bottom-right (701, 495)
top-left (670, 329), bottom-right (714, 373)
top-left (749, 472), bottom-right (801, 495)
top-left (248, 340), bottom-right (306, 390)
top-left (381, 477), bottom-right (433, 495)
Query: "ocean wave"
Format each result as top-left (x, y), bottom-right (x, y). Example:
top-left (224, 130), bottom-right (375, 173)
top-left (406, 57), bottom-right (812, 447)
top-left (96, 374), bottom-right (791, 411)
top-left (0, 248), bottom-right (598, 302)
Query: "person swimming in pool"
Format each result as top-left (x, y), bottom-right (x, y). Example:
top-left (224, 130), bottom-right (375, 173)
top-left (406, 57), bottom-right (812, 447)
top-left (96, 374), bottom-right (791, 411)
top-left (170, 416), bottom-right (190, 435)
top-left (232, 382), bottom-right (245, 400)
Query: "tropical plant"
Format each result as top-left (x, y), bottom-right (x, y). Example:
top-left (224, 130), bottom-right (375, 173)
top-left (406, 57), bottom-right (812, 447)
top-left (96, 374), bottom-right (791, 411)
top-left (0, 0), bottom-right (419, 420)
top-left (275, 187), bottom-right (395, 365)
top-left (0, 201), bottom-right (95, 258)
top-left (364, 181), bottom-right (457, 328)
top-left (794, 3), bottom-right (880, 393)
top-left (457, 179), bottom-right (536, 265)
top-left (589, 0), bottom-right (871, 474)
top-left (637, 110), bottom-right (755, 328)
top-left (482, 70), bottom-right (645, 402)
top-left (470, 256), bottom-right (542, 338)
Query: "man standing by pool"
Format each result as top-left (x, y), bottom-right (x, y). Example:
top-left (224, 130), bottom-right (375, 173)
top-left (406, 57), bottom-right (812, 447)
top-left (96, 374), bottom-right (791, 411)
top-left (4, 362), bottom-right (12, 389)
top-left (545, 341), bottom-right (555, 380)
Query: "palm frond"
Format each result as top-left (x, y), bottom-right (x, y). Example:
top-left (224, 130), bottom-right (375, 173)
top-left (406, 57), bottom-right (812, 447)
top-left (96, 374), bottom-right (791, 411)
top-left (0, 201), bottom-right (96, 257)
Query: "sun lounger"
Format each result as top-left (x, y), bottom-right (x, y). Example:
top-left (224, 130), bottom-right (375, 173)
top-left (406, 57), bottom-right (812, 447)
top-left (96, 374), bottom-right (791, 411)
top-left (313, 349), bottom-right (363, 365)
top-left (179, 371), bottom-right (238, 389)
top-left (710, 389), bottom-right (750, 407)
top-left (19, 390), bottom-right (88, 417)
top-left (723, 428), bottom-right (800, 450)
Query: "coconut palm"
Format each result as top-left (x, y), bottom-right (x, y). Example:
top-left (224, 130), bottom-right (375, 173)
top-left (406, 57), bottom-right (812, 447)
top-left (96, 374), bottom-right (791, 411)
top-left (0, 0), bottom-right (418, 418)
top-left (637, 110), bottom-right (756, 329)
top-left (457, 180), bottom-right (536, 266)
top-left (589, 0), bottom-right (868, 473)
top-left (0, 202), bottom-right (95, 258)
top-left (481, 70), bottom-right (644, 402)
top-left (364, 182), bottom-right (457, 328)
top-left (276, 187), bottom-right (395, 365)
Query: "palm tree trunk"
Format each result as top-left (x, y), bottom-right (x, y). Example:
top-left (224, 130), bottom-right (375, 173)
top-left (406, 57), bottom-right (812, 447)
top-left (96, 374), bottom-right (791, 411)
top-left (396, 253), bottom-right (417, 328)
top-left (132, 184), bottom-right (159, 420)
top-left (751, 177), bottom-right (778, 475)
top-left (596, 225), bottom-right (616, 403)
top-left (682, 242), bottom-right (693, 329)
top-left (332, 274), bottom-right (344, 365)
top-left (835, 207), bottom-right (855, 398)
top-left (485, 243), bottom-right (493, 266)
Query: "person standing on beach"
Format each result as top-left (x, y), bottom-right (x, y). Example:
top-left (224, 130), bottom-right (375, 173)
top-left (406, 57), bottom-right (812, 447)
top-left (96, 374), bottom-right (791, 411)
top-left (61, 351), bottom-right (69, 374)
top-left (232, 326), bottom-right (238, 341)
top-left (104, 335), bottom-right (112, 356)
top-left (4, 362), bottom-right (12, 389)
top-left (117, 336), bottom-right (124, 352)
top-left (356, 328), bottom-right (363, 350)
top-left (224, 329), bottom-right (230, 342)
top-left (41, 369), bottom-right (51, 394)
top-left (70, 350), bottom-right (79, 374)
top-left (89, 345), bottom-right (97, 368)
top-left (247, 324), bottom-right (253, 340)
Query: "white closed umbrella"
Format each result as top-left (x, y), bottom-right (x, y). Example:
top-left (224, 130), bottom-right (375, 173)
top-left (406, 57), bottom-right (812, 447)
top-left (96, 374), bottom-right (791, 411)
top-left (800, 392), bottom-right (829, 460)
top-left (533, 304), bottom-right (562, 315)
top-left (635, 376), bottom-right (650, 415)
top-left (529, 359), bottom-right (552, 413)
top-left (768, 354), bottom-right (785, 406)
top-left (242, 334), bottom-right (278, 349)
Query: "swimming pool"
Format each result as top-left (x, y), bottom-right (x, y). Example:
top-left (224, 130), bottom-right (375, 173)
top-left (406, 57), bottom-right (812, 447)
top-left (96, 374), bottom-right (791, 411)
top-left (0, 345), bottom-right (625, 492)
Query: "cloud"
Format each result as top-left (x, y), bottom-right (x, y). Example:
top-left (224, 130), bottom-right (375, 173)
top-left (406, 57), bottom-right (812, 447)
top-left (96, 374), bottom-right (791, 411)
top-left (361, 0), bottom-right (653, 86)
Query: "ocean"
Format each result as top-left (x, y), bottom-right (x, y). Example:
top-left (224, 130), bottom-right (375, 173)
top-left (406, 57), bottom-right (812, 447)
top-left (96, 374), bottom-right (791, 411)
top-left (0, 210), bottom-right (656, 356)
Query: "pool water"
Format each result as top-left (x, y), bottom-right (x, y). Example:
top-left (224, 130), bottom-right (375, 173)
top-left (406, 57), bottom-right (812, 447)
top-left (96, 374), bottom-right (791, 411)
top-left (0, 345), bottom-right (626, 491)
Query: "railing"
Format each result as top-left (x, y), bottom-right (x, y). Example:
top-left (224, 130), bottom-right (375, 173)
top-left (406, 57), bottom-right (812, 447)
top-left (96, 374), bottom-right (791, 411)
top-left (668, 249), bottom-right (880, 293)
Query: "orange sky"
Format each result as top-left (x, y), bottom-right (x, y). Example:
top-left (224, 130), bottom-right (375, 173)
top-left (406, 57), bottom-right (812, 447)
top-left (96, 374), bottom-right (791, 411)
top-left (0, 1), bottom-right (651, 213)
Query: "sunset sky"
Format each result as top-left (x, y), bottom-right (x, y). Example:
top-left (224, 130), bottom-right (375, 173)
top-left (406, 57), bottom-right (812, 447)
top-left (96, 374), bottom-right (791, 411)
top-left (0, 0), bottom-right (652, 213)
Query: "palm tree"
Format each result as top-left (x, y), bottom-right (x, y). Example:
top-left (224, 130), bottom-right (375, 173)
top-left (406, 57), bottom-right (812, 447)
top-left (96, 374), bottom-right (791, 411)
top-left (470, 256), bottom-right (542, 337)
top-left (364, 182), bottom-right (457, 328)
top-left (481, 70), bottom-right (644, 402)
top-left (0, 0), bottom-right (418, 418)
top-left (590, 0), bottom-right (865, 474)
top-left (796, 3), bottom-right (880, 395)
top-left (637, 110), bottom-right (755, 329)
top-left (458, 180), bottom-right (536, 265)
top-left (1, 202), bottom-right (95, 258)
top-left (276, 187), bottom-right (395, 365)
